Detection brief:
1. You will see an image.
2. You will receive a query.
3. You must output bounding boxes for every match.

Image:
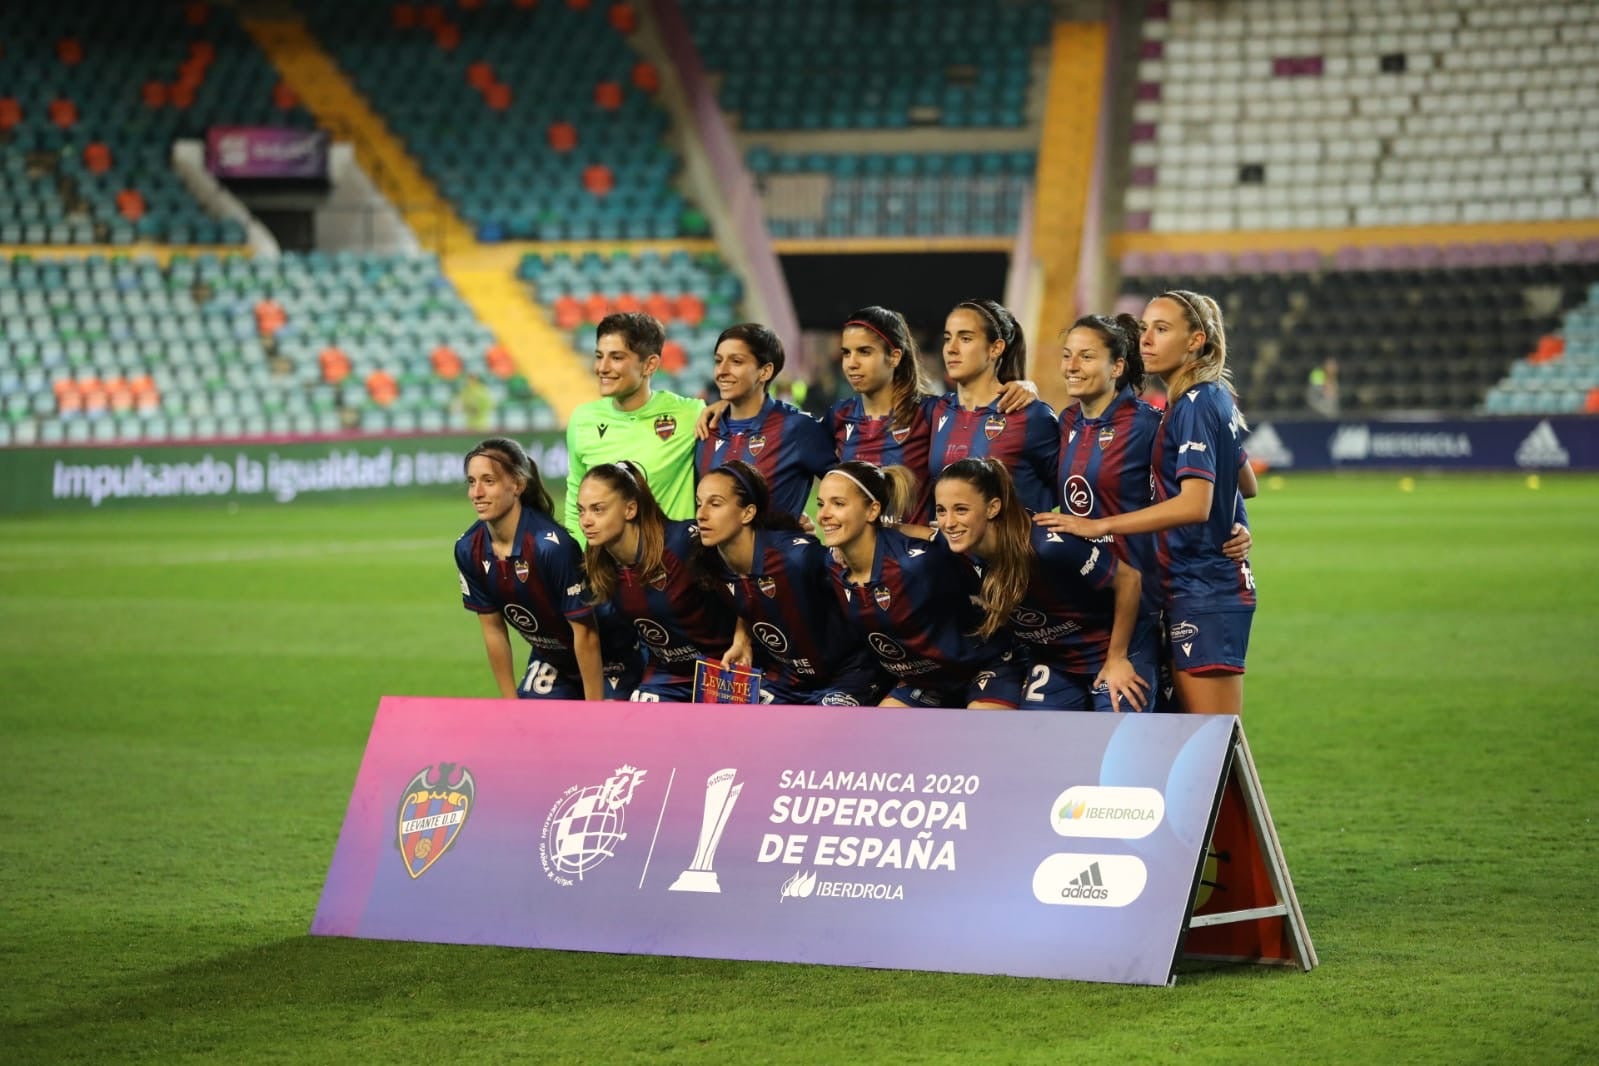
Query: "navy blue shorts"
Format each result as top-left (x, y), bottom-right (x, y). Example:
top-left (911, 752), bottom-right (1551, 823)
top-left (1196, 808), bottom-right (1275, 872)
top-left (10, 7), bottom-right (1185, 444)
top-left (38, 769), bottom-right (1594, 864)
top-left (886, 653), bottom-right (1023, 709)
top-left (1167, 610), bottom-right (1253, 675)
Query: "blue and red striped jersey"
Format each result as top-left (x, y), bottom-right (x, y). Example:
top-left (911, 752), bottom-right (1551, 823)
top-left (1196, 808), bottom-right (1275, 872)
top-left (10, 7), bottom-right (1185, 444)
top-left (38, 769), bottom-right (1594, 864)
top-left (695, 397), bottom-right (836, 519)
top-left (455, 506), bottom-right (595, 674)
top-left (1003, 525), bottom-right (1122, 674)
top-left (1152, 383), bottom-right (1258, 612)
top-left (927, 393), bottom-right (1061, 514)
top-left (607, 519), bottom-right (739, 682)
top-left (706, 528), bottom-right (874, 692)
top-left (1058, 386), bottom-right (1163, 616)
top-left (828, 528), bottom-right (1011, 689)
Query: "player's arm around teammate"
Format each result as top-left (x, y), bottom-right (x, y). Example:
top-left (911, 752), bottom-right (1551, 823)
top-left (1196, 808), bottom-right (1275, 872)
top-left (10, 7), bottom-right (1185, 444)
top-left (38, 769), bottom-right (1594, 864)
top-left (1045, 292), bottom-right (1256, 716)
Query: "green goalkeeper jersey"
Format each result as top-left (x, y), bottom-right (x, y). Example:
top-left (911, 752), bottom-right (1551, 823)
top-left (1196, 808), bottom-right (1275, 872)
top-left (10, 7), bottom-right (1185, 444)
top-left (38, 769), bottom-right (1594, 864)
top-left (564, 388), bottom-right (705, 541)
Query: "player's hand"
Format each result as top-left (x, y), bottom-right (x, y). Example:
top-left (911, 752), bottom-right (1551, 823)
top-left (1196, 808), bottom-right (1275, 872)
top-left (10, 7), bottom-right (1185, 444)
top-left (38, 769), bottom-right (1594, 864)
top-left (995, 378), bottom-right (1039, 413)
top-left (1034, 511), bottom-right (1109, 539)
top-left (797, 513), bottom-right (816, 534)
top-left (1095, 656), bottom-right (1149, 712)
top-left (721, 631), bottom-right (752, 668)
top-left (1221, 522), bottom-right (1252, 561)
top-left (695, 400), bottom-right (732, 440)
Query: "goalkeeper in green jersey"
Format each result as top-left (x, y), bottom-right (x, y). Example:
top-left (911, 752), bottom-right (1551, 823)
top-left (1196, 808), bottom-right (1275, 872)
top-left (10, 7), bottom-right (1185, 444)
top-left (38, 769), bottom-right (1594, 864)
top-left (564, 312), bottom-right (704, 542)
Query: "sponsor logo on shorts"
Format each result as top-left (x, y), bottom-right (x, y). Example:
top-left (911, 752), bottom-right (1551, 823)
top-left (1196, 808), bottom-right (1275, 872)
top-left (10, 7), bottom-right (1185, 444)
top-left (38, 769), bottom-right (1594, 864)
top-left (1169, 620), bottom-right (1199, 642)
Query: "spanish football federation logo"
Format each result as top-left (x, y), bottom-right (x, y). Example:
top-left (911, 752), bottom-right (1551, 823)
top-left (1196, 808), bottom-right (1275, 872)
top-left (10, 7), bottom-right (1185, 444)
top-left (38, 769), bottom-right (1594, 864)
top-left (654, 414), bottom-right (678, 441)
top-left (539, 765), bottom-right (648, 885)
top-left (396, 763), bottom-right (476, 879)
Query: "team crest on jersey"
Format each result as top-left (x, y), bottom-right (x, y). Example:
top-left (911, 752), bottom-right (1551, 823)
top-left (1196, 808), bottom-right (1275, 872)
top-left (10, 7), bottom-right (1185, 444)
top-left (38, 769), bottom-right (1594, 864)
top-left (758, 576), bottom-right (778, 598)
top-left (1098, 426), bottom-right (1116, 449)
top-left (649, 570), bottom-right (668, 590)
top-left (984, 415), bottom-right (1006, 441)
top-left (890, 426), bottom-right (912, 445)
top-left (747, 433), bottom-right (767, 455)
top-left (514, 559), bottom-right (530, 582)
top-left (396, 763), bottom-right (475, 879)
top-left (873, 584), bottom-right (892, 611)
top-left (654, 414), bottom-right (678, 441)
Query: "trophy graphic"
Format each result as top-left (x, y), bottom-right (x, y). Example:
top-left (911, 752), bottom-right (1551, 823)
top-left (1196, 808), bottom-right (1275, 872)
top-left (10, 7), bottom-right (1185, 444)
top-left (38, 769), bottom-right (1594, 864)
top-left (669, 768), bottom-right (743, 893)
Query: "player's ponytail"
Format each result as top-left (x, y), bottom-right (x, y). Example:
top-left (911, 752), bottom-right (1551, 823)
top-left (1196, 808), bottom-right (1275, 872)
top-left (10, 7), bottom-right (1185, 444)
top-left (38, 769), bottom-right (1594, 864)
top-left (1158, 290), bottom-right (1245, 428)
top-left (956, 298), bottom-right (1028, 384)
top-left (844, 306), bottom-right (930, 434)
top-left (464, 437), bottom-right (554, 516)
top-left (827, 460), bottom-right (920, 528)
top-left (936, 458), bottom-right (1031, 640)
top-left (581, 460), bottom-right (667, 603)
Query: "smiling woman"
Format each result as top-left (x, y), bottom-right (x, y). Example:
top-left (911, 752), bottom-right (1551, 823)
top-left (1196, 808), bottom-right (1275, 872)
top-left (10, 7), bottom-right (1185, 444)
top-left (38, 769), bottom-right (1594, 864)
top-left (454, 437), bottom-right (607, 702)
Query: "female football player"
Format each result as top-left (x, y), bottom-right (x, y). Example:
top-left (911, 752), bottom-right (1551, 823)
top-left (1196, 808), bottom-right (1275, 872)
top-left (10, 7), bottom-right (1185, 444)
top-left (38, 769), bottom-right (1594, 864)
top-left (578, 460), bottom-right (748, 701)
top-left (926, 299), bottom-right (1060, 513)
top-left (694, 323), bottom-right (836, 518)
top-left (817, 460), bottom-right (1021, 709)
top-left (694, 460), bottom-right (887, 705)
top-left (935, 458), bottom-right (1147, 711)
top-left (455, 437), bottom-right (605, 700)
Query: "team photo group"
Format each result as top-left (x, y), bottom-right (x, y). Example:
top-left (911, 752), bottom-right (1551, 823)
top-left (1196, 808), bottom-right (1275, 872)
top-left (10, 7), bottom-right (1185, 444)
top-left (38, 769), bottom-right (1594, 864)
top-left (456, 289), bottom-right (1257, 716)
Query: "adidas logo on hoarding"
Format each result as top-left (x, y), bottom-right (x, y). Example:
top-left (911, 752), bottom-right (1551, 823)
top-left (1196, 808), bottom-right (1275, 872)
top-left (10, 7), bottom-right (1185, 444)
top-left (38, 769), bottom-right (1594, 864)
top-left (1514, 420), bottom-right (1570, 468)
top-left (1060, 862), bottom-right (1109, 900)
top-left (1031, 853), bottom-right (1149, 907)
top-left (1244, 422), bottom-right (1294, 468)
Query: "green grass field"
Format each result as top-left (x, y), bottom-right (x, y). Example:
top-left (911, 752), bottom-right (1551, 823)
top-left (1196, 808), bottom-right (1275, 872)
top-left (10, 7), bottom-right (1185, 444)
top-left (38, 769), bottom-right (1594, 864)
top-left (3, 472), bottom-right (1596, 1064)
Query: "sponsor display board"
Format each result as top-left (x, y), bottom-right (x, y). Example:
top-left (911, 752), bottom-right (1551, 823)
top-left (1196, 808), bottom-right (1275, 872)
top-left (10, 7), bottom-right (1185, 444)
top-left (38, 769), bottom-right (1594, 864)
top-left (206, 126), bottom-right (331, 180)
top-left (0, 433), bottom-right (568, 516)
top-left (1244, 415), bottom-right (1598, 471)
top-left (313, 697), bottom-right (1314, 985)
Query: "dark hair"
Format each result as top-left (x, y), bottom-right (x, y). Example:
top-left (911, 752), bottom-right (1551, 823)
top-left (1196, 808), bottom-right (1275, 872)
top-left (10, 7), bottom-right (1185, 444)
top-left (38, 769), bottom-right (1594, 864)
top-left (595, 311), bottom-right (665, 359)
top-left (694, 460), bottom-right (803, 586)
top-left (953, 299), bottom-right (1027, 384)
top-left (1066, 313), bottom-right (1147, 394)
top-left (842, 306), bottom-right (931, 434)
top-left (935, 458), bottom-right (1030, 640)
top-left (464, 437), bottom-right (554, 516)
top-left (716, 323), bottom-right (784, 391)
top-left (824, 460), bottom-right (920, 528)
top-left (581, 460), bottom-right (667, 602)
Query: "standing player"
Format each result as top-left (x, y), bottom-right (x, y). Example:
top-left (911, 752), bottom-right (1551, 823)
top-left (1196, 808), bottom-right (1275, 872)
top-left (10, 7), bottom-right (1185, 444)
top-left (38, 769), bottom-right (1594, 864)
top-left (564, 312), bottom-right (704, 541)
top-left (1046, 291), bottom-right (1256, 715)
top-left (694, 460), bottom-right (887, 705)
top-left (455, 438), bottom-right (605, 700)
top-left (926, 299), bottom-right (1060, 513)
top-left (934, 458), bottom-right (1147, 711)
top-left (817, 460), bottom-right (1021, 709)
top-left (694, 323), bottom-right (835, 518)
top-left (577, 460), bottom-right (747, 701)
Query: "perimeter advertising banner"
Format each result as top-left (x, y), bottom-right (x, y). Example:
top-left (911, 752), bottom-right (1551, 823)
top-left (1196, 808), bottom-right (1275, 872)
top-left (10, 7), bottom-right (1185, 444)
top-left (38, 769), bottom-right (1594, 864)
top-left (1244, 415), bottom-right (1599, 471)
top-left (0, 433), bottom-right (568, 516)
top-left (312, 697), bottom-right (1245, 985)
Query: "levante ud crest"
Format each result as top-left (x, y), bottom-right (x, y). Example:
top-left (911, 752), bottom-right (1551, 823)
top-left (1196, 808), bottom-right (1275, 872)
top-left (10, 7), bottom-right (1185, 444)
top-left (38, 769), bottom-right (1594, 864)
top-left (396, 763), bottom-right (476, 879)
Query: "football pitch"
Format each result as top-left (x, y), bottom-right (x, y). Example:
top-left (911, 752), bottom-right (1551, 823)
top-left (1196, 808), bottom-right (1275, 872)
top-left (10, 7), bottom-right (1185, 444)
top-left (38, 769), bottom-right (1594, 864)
top-left (2, 472), bottom-right (1595, 1063)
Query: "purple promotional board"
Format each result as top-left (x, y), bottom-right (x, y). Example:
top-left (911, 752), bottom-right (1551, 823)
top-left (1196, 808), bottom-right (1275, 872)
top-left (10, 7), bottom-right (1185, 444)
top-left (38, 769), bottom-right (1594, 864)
top-left (313, 698), bottom-right (1239, 985)
top-left (206, 126), bottom-right (329, 180)
top-left (1244, 415), bottom-right (1599, 471)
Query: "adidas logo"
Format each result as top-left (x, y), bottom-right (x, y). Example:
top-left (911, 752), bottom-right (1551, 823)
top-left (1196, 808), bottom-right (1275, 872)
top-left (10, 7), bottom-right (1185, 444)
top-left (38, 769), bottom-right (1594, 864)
top-left (1515, 420), bottom-right (1570, 468)
top-left (1060, 862), bottom-right (1110, 900)
top-left (1245, 422), bottom-right (1294, 468)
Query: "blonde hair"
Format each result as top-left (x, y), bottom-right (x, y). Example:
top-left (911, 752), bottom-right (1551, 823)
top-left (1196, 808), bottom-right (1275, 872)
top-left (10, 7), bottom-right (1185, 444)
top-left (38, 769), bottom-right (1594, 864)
top-left (1157, 290), bottom-right (1247, 430)
top-left (582, 461), bottom-right (666, 603)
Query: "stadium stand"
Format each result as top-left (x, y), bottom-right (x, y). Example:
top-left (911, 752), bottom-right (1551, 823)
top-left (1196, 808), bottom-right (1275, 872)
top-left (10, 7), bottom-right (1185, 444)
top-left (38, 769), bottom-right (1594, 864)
top-left (518, 248), bottom-right (745, 395)
top-left (300, 0), bottom-right (705, 242)
top-left (1485, 253), bottom-right (1599, 416)
top-left (0, 251), bottom-right (550, 448)
top-left (1118, 241), bottom-right (1599, 417)
top-left (0, 1), bottom-right (314, 246)
top-left (683, 0), bottom-right (1053, 132)
top-left (750, 151), bottom-right (1036, 239)
top-left (1125, 0), bottom-right (1599, 233)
